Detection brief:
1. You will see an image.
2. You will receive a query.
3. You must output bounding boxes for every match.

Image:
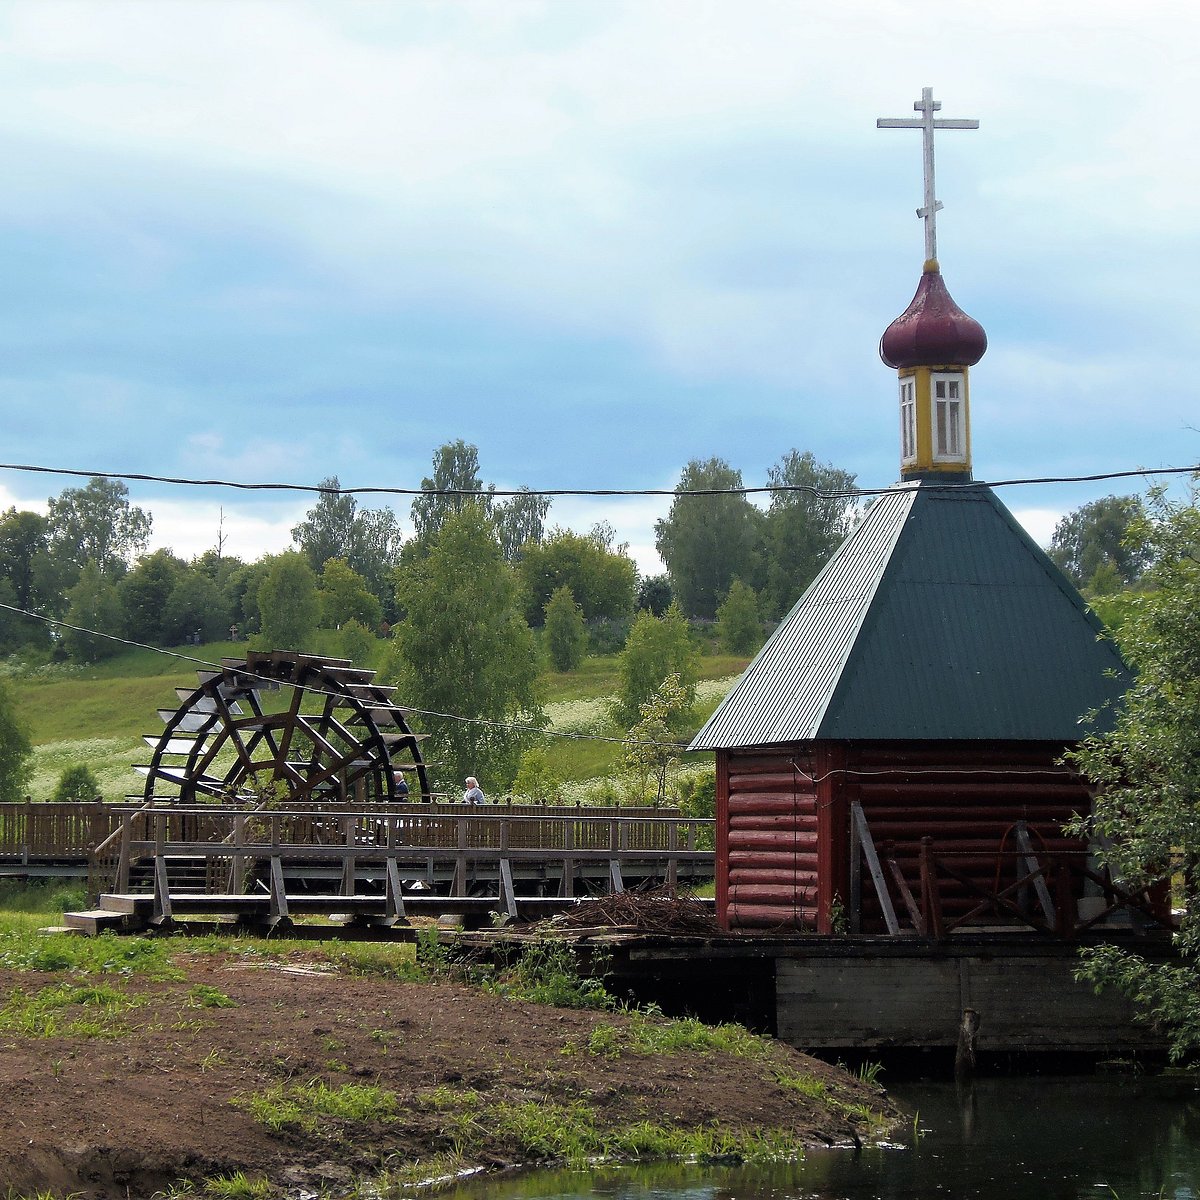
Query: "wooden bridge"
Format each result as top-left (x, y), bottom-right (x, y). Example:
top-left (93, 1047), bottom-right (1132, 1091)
top-left (0, 800), bottom-right (714, 933)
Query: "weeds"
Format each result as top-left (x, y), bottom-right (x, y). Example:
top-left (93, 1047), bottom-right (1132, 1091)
top-left (484, 941), bottom-right (614, 1010)
top-left (0, 981), bottom-right (144, 1039)
top-left (564, 1012), bottom-right (769, 1060)
top-left (236, 1080), bottom-right (398, 1133)
top-left (409, 1084), bottom-right (809, 1169)
top-left (774, 1070), bottom-right (829, 1101)
top-left (0, 928), bottom-right (180, 980)
top-left (187, 984), bottom-right (237, 1009)
top-left (199, 1174), bottom-right (270, 1200)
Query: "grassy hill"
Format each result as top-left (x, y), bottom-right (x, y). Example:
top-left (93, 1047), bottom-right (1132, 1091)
top-left (9, 642), bottom-right (747, 803)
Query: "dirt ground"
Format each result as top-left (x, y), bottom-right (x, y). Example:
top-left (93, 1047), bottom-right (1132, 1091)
top-left (0, 948), bottom-right (901, 1199)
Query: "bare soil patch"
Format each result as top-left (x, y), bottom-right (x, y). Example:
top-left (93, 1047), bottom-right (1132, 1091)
top-left (0, 948), bottom-right (900, 1198)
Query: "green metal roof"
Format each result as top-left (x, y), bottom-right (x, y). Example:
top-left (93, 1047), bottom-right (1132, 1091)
top-left (690, 482), bottom-right (1130, 749)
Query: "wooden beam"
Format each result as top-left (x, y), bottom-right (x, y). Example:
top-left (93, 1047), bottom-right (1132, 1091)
top-left (851, 802), bottom-right (899, 936)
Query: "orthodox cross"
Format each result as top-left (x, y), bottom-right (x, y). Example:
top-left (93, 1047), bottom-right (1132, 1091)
top-left (877, 87), bottom-right (979, 262)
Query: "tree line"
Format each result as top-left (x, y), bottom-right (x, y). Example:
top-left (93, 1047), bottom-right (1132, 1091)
top-left (0, 441), bottom-right (858, 795)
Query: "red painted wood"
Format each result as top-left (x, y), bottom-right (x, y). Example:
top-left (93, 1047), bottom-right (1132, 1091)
top-left (729, 866), bottom-right (819, 884)
top-left (715, 750), bottom-right (730, 930)
top-left (731, 883), bottom-right (818, 904)
top-left (727, 902), bottom-right (818, 927)
top-left (728, 832), bottom-right (819, 852)
top-left (728, 795), bottom-right (817, 816)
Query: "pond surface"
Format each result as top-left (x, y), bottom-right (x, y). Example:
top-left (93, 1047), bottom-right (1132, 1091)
top-left (435, 1074), bottom-right (1200, 1200)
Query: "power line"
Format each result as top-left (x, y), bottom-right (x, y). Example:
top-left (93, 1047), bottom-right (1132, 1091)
top-left (0, 459), bottom-right (1195, 501)
top-left (0, 600), bottom-right (688, 753)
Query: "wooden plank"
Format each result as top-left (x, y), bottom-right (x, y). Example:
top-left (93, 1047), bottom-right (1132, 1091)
top-left (1014, 821), bottom-right (1056, 926)
top-left (499, 858), bottom-right (518, 920)
top-left (852, 803), bottom-right (899, 936)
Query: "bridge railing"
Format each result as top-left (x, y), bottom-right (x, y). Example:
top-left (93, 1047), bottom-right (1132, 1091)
top-left (0, 801), bottom-right (133, 859)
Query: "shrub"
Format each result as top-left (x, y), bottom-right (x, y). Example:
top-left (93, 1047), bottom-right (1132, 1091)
top-left (53, 764), bottom-right (101, 803)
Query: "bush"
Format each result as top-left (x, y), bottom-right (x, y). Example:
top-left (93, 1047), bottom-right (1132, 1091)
top-left (53, 764), bottom-right (101, 803)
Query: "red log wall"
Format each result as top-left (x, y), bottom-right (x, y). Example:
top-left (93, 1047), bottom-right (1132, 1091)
top-left (842, 741), bottom-right (1091, 932)
top-left (717, 740), bottom-right (1106, 934)
top-left (719, 749), bottom-right (820, 930)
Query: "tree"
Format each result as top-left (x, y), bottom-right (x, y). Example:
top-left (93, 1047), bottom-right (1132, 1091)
top-left (410, 440), bottom-right (491, 546)
top-left (291, 476), bottom-right (361, 574)
top-left (611, 602), bottom-right (697, 730)
top-left (716, 580), bottom-right (763, 655)
top-left (338, 619), bottom-right (377, 667)
top-left (0, 507), bottom-right (49, 610)
top-left (62, 560), bottom-right (124, 662)
top-left (54, 764), bottom-right (101, 802)
top-left (318, 558), bottom-right (383, 630)
top-left (162, 571), bottom-right (230, 644)
top-left (390, 506), bottom-right (544, 792)
top-left (761, 450), bottom-right (858, 619)
top-left (543, 585), bottom-right (587, 672)
top-left (256, 552), bottom-right (320, 651)
top-left (292, 478), bottom-right (404, 616)
top-left (518, 528), bottom-right (637, 627)
top-left (1049, 494), bottom-right (1151, 593)
top-left (0, 508), bottom-right (52, 650)
top-left (1069, 487), bottom-right (1200, 1058)
top-left (636, 574), bottom-right (672, 616)
top-left (494, 487), bottom-right (551, 562)
top-left (353, 507), bottom-right (405, 618)
top-left (622, 673), bottom-right (693, 805)
top-left (655, 458), bottom-right (760, 619)
top-left (46, 477), bottom-right (151, 580)
top-left (511, 746), bottom-right (564, 804)
top-left (0, 676), bottom-right (32, 803)
top-left (119, 549), bottom-right (186, 644)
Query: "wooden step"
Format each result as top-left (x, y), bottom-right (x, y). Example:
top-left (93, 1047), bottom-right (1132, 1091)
top-left (62, 908), bottom-right (132, 934)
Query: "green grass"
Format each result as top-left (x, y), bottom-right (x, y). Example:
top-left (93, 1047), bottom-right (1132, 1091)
top-left (411, 1088), bottom-right (807, 1167)
top-left (0, 922), bottom-right (182, 979)
top-left (235, 1080), bottom-right (399, 1133)
top-left (0, 980), bottom-right (145, 1038)
top-left (564, 1013), bottom-right (769, 1060)
top-left (10, 641), bottom-right (745, 801)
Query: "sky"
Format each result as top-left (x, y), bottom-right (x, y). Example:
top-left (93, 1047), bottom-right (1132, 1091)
top-left (0, 0), bottom-right (1196, 577)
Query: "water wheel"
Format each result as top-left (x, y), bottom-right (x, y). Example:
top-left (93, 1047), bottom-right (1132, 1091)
top-left (137, 649), bottom-right (430, 804)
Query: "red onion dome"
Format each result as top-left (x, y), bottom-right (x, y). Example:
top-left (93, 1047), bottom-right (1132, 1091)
top-left (879, 259), bottom-right (987, 369)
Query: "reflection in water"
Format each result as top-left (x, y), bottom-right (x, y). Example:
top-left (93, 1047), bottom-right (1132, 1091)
top-left (433, 1076), bottom-right (1200, 1200)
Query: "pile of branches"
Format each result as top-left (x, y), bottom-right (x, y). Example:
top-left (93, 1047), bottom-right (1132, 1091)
top-left (545, 886), bottom-right (721, 936)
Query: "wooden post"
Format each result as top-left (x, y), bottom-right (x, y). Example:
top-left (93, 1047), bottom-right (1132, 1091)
top-left (453, 817), bottom-right (468, 895)
top-left (560, 819), bottom-right (575, 898)
top-left (666, 821), bottom-right (678, 890)
top-left (116, 813), bottom-right (132, 893)
top-left (384, 818), bottom-right (407, 924)
top-left (230, 812), bottom-right (246, 894)
top-left (152, 813), bottom-right (173, 926)
top-left (849, 801), bottom-right (862, 934)
top-left (1054, 863), bottom-right (1075, 937)
top-left (341, 813), bottom-right (357, 897)
top-left (920, 837), bottom-right (943, 940)
top-left (608, 819), bottom-right (625, 894)
top-left (955, 1007), bottom-right (980, 1080)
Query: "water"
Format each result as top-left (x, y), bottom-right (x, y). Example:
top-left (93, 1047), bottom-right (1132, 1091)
top-left (435, 1075), bottom-right (1200, 1199)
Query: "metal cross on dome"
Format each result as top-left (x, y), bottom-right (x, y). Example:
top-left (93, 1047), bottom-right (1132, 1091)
top-left (878, 87), bottom-right (979, 262)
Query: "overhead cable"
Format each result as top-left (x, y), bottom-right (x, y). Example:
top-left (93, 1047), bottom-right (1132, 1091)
top-left (0, 460), bottom-right (1195, 501)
